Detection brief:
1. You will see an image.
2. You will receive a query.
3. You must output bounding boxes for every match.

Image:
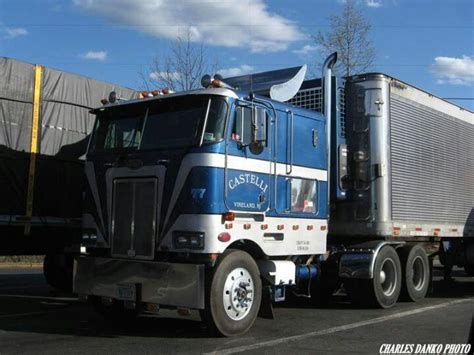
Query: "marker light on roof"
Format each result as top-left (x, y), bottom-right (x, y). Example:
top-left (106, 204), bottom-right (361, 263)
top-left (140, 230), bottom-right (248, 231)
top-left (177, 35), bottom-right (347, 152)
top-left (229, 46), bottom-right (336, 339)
top-left (138, 92), bottom-right (153, 99)
top-left (162, 88), bottom-right (174, 95)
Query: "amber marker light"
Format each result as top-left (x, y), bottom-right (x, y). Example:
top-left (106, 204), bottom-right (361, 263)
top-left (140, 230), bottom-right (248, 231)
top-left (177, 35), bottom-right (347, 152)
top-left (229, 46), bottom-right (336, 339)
top-left (223, 212), bottom-right (235, 221)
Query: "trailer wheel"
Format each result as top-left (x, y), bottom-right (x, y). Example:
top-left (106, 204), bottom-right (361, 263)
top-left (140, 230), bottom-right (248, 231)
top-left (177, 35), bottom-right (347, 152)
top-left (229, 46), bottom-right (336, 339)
top-left (346, 246), bottom-right (401, 308)
top-left (464, 243), bottom-right (474, 276)
top-left (201, 249), bottom-right (261, 337)
top-left (399, 244), bottom-right (430, 302)
top-left (43, 252), bottom-right (73, 292)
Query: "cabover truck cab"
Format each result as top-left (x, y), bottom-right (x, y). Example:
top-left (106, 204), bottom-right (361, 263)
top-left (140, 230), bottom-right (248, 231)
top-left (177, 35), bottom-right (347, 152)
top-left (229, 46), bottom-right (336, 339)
top-left (74, 58), bottom-right (335, 336)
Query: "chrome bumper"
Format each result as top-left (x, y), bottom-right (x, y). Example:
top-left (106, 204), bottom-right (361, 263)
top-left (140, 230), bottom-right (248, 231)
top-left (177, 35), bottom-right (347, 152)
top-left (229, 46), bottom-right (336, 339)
top-left (74, 256), bottom-right (205, 309)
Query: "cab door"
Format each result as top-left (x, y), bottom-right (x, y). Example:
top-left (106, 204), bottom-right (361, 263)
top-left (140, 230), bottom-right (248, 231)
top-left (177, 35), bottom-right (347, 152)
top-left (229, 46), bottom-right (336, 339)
top-left (225, 101), bottom-right (272, 213)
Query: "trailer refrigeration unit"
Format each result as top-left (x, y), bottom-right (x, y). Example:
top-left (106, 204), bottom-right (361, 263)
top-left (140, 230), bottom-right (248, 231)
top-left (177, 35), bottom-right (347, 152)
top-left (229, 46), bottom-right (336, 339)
top-left (0, 57), bottom-right (136, 289)
top-left (74, 53), bottom-right (474, 336)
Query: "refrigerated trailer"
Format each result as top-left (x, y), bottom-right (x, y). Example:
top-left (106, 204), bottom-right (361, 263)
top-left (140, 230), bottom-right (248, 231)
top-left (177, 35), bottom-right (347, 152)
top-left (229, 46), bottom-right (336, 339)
top-left (0, 57), bottom-right (136, 289)
top-left (74, 53), bottom-right (474, 336)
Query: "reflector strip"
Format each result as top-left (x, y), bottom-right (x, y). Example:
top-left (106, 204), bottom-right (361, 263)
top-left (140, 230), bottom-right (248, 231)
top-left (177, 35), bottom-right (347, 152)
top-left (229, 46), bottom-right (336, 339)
top-left (24, 64), bottom-right (43, 235)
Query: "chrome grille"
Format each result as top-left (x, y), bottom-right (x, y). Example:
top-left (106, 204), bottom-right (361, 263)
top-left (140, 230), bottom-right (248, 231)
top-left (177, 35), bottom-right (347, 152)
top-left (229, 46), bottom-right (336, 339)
top-left (111, 178), bottom-right (157, 259)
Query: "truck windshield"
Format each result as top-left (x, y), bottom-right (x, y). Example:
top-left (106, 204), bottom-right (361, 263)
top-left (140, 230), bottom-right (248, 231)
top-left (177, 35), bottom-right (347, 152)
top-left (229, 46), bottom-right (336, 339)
top-left (90, 95), bottom-right (228, 153)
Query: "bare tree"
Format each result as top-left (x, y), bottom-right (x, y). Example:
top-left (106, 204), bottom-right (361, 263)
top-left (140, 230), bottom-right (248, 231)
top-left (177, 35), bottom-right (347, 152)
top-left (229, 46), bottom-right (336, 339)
top-left (314, 1), bottom-right (375, 77)
top-left (140, 28), bottom-right (218, 92)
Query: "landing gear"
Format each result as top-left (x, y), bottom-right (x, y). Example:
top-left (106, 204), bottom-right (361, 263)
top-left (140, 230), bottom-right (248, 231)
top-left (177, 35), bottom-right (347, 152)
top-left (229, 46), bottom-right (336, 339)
top-left (399, 244), bottom-right (430, 302)
top-left (346, 246), bottom-right (402, 308)
top-left (201, 250), bottom-right (262, 337)
top-left (43, 252), bottom-right (74, 292)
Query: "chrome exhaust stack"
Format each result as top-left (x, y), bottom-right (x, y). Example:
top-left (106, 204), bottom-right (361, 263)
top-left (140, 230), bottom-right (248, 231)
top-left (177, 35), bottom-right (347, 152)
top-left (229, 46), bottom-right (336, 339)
top-left (322, 52), bottom-right (338, 218)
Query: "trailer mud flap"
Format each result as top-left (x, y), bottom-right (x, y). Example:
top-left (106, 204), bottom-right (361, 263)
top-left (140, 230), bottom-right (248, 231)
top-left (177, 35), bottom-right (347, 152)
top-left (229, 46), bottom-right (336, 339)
top-left (74, 257), bottom-right (205, 309)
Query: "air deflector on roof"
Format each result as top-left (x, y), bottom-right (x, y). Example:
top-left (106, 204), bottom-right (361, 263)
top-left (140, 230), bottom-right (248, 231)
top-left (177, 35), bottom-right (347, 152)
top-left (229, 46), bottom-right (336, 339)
top-left (223, 65), bottom-right (307, 102)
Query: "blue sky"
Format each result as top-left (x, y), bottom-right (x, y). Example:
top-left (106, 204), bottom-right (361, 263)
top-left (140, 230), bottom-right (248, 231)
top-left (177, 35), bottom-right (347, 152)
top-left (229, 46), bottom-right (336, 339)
top-left (1, 0), bottom-right (473, 110)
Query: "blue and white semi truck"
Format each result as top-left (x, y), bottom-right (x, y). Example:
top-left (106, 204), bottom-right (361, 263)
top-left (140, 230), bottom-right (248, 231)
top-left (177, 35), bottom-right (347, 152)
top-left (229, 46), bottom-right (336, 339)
top-left (74, 54), bottom-right (474, 336)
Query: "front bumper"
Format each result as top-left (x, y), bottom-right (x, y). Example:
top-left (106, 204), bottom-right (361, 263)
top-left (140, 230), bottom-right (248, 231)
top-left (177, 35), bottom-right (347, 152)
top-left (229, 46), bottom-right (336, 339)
top-left (74, 256), bottom-right (205, 309)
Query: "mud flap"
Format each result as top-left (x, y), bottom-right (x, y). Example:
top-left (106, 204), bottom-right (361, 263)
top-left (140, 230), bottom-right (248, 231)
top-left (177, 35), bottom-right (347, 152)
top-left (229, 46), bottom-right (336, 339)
top-left (258, 285), bottom-right (274, 319)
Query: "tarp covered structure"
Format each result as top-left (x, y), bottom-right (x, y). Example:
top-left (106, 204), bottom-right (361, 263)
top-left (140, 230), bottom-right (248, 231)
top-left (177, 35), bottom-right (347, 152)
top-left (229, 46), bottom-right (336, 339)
top-left (0, 57), bottom-right (136, 248)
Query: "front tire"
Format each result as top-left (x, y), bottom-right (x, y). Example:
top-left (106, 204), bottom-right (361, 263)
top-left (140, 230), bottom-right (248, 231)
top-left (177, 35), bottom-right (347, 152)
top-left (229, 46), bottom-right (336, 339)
top-left (201, 250), bottom-right (262, 337)
top-left (399, 244), bottom-right (430, 302)
top-left (346, 246), bottom-right (402, 308)
top-left (43, 252), bottom-right (73, 292)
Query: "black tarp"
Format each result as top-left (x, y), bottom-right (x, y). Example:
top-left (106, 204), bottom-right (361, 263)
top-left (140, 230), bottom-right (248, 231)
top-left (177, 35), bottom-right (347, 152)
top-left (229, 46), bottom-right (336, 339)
top-left (0, 57), bottom-right (137, 228)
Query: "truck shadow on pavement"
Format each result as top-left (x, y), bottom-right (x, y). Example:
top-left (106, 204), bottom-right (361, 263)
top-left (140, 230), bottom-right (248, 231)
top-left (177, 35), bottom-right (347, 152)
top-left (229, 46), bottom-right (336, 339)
top-left (0, 269), bottom-right (472, 340)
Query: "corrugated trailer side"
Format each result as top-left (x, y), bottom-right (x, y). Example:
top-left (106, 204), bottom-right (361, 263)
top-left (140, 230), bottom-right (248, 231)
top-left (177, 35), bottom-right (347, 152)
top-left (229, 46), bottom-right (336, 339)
top-left (330, 73), bottom-right (474, 240)
top-left (390, 80), bottom-right (474, 237)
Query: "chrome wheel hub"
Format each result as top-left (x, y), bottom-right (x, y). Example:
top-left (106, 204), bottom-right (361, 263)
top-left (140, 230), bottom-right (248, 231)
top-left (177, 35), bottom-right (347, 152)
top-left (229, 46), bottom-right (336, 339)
top-left (223, 267), bottom-right (254, 321)
top-left (412, 256), bottom-right (426, 291)
top-left (379, 258), bottom-right (397, 297)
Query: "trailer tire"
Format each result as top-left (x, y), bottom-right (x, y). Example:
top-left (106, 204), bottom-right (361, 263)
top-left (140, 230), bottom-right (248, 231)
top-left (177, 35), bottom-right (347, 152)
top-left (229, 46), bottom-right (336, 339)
top-left (465, 243), bottom-right (474, 276)
top-left (201, 249), bottom-right (261, 337)
top-left (43, 252), bottom-right (73, 292)
top-left (346, 246), bottom-right (401, 308)
top-left (399, 244), bottom-right (430, 302)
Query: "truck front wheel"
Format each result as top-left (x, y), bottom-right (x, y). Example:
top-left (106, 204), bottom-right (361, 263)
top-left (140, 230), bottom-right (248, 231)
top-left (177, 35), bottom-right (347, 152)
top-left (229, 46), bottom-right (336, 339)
top-left (201, 250), bottom-right (262, 337)
top-left (346, 246), bottom-right (401, 308)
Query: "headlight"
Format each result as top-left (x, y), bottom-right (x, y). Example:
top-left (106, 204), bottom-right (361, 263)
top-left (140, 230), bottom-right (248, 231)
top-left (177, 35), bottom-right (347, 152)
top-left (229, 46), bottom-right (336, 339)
top-left (172, 231), bottom-right (205, 250)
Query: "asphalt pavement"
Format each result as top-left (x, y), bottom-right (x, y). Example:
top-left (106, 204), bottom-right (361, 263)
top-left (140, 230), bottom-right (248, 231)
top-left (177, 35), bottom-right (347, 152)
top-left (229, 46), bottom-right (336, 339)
top-left (0, 266), bottom-right (472, 354)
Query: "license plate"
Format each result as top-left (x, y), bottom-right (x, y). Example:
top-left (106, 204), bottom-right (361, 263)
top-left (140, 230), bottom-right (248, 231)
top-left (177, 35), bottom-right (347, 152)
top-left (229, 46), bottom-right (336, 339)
top-left (117, 283), bottom-right (136, 301)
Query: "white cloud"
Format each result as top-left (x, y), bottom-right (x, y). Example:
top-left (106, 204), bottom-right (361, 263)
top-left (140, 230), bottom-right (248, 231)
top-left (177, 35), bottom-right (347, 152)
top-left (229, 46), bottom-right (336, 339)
top-left (366, 0), bottom-right (382, 8)
top-left (73, 0), bottom-right (304, 53)
top-left (4, 27), bottom-right (28, 38)
top-left (431, 55), bottom-right (474, 86)
top-left (292, 44), bottom-right (320, 57)
top-left (81, 51), bottom-right (107, 61)
top-left (149, 71), bottom-right (181, 81)
top-left (218, 65), bottom-right (255, 78)
top-left (337, 0), bottom-right (383, 7)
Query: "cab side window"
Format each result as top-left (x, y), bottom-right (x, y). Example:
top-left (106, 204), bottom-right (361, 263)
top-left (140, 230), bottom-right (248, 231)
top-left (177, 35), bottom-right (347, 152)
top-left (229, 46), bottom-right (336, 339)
top-left (232, 106), bottom-right (252, 145)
